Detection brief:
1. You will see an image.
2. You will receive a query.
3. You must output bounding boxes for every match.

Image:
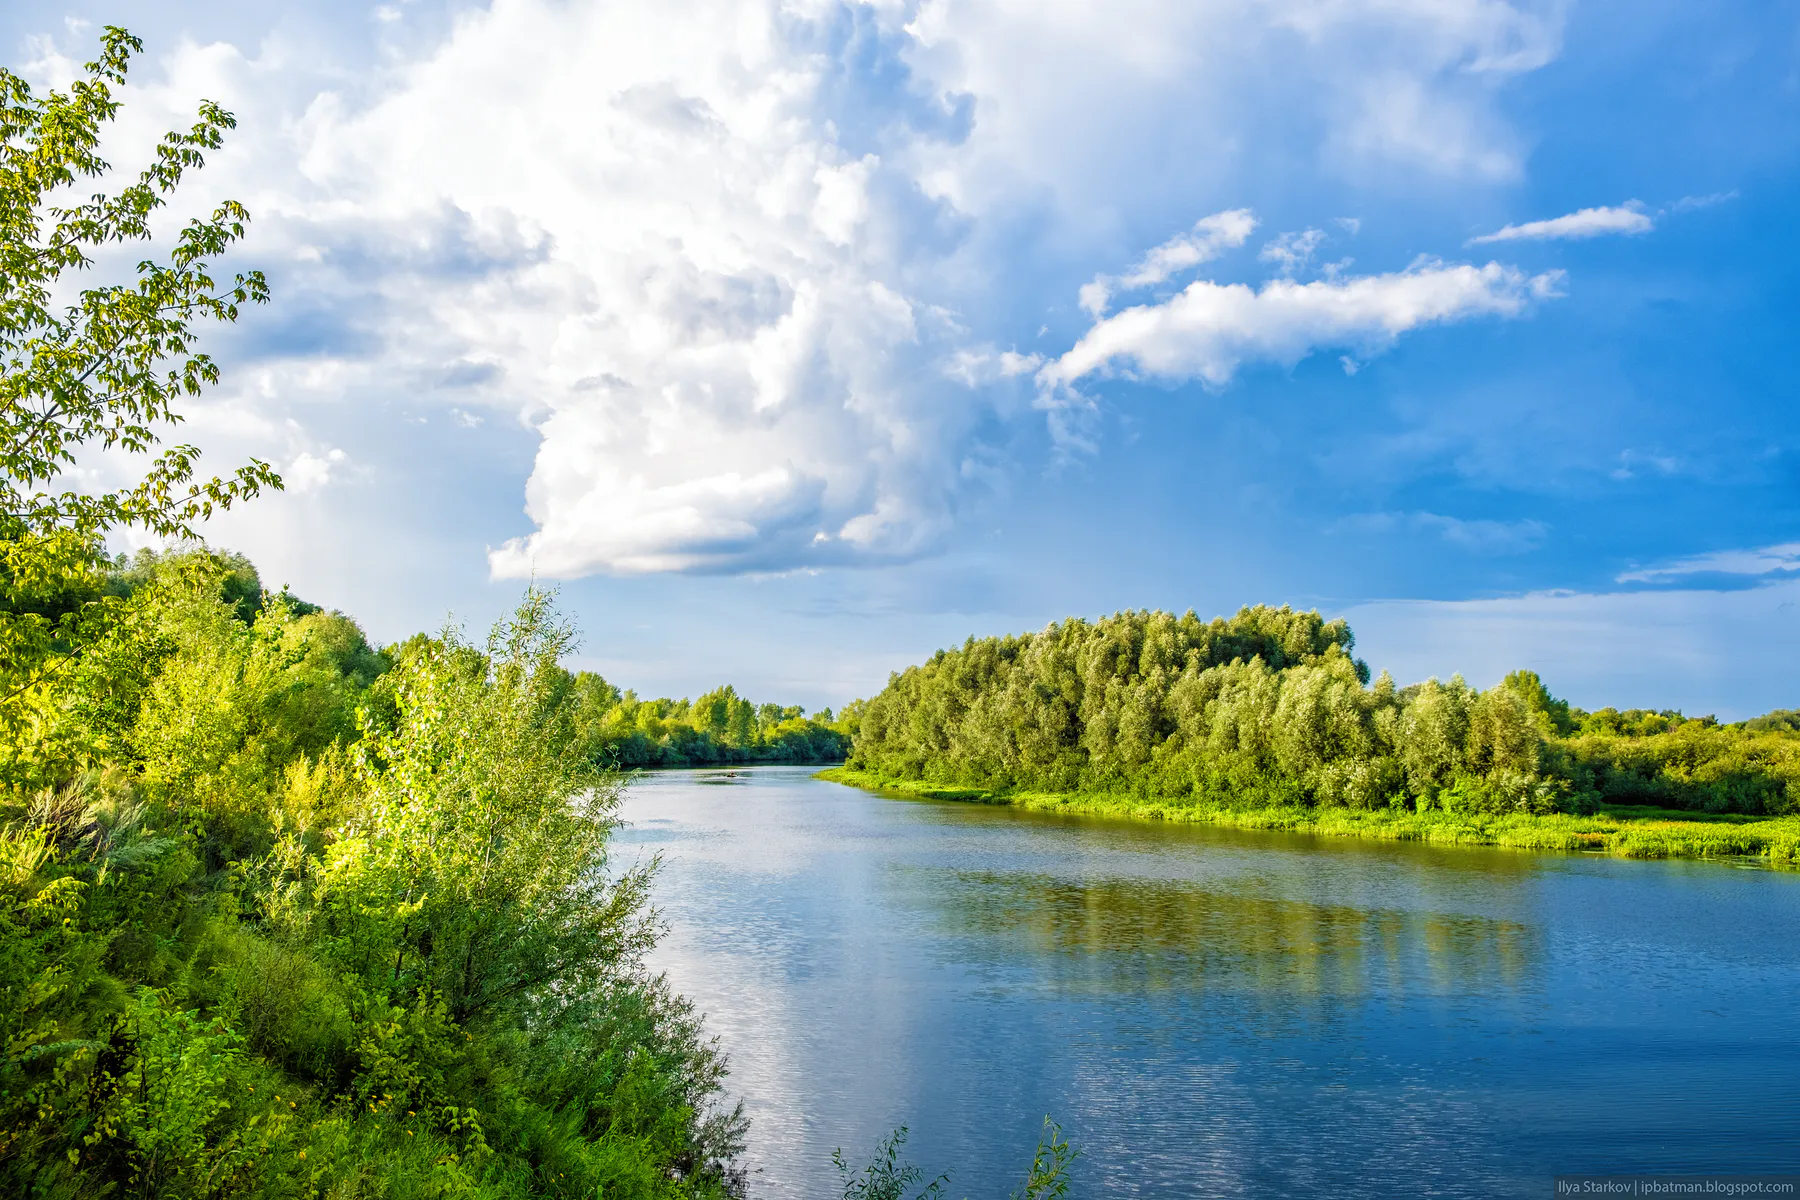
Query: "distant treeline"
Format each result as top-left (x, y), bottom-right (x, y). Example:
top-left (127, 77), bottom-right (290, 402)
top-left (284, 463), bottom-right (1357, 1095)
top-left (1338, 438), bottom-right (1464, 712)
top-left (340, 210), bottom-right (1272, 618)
top-left (846, 606), bottom-right (1800, 816)
top-left (93, 549), bottom-right (854, 772)
top-left (565, 680), bottom-right (851, 769)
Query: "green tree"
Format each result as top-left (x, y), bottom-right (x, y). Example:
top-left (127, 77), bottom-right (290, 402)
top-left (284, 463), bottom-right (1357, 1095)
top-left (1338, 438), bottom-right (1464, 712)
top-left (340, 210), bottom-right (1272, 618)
top-left (1, 27), bottom-right (276, 720)
top-left (313, 590), bottom-right (655, 1025)
top-left (1396, 676), bottom-right (1472, 799)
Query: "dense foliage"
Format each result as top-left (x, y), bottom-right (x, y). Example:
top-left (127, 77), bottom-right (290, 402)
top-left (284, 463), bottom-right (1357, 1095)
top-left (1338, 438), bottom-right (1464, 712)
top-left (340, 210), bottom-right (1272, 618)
top-left (566, 679), bottom-right (850, 769)
top-left (1, 555), bottom-right (750, 1198)
top-left (847, 608), bottom-right (1800, 817)
top-left (0, 26), bottom-right (277, 746)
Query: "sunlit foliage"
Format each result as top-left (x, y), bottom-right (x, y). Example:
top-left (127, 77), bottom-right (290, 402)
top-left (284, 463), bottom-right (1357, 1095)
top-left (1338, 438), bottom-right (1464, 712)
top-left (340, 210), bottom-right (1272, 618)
top-left (847, 609), bottom-right (1800, 817)
top-left (0, 26), bottom-right (277, 746)
top-left (573, 679), bottom-right (851, 768)
top-left (0, 556), bottom-right (750, 1198)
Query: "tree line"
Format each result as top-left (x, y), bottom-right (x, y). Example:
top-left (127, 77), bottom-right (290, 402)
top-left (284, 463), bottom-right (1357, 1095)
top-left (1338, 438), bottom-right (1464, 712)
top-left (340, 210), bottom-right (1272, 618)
top-left (567, 678), bottom-right (850, 769)
top-left (845, 607), bottom-right (1800, 816)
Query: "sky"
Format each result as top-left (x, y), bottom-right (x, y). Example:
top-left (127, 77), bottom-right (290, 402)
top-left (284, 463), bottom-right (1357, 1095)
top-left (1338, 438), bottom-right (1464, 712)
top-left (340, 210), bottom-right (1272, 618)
top-left (6, 0), bottom-right (1798, 717)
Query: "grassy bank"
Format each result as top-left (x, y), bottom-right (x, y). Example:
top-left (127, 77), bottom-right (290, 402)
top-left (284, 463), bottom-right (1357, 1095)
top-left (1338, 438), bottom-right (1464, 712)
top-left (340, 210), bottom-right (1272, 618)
top-left (815, 767), bottom-right (1800, 866)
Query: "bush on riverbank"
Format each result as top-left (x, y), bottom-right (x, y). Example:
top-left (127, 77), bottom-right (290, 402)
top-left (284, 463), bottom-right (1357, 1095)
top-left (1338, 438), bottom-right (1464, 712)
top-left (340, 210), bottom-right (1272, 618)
top-left (1, 558), bottom-right (749, 1197)
top-left (837, 608), bottom-right (1800, 841)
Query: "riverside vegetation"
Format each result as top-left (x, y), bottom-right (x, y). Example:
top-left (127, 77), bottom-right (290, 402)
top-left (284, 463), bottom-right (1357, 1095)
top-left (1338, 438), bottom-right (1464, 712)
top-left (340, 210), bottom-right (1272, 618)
top-left (825, 608), bottom-right (1800, 864)
top-left (580, 681), bottom-right (849, 770)
top-left (0, 30), bottom-right (1071, 1200)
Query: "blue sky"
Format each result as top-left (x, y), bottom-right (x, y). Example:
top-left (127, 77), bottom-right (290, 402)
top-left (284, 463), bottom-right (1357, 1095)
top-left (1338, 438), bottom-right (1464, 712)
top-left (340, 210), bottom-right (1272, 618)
top-left (7, 0), bottom-right (1798, 716)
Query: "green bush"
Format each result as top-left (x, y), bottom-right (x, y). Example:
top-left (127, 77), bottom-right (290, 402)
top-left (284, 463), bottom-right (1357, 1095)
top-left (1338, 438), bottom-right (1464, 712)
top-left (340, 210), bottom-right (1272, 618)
top-left (0, 585), bottom-right (748, 1198)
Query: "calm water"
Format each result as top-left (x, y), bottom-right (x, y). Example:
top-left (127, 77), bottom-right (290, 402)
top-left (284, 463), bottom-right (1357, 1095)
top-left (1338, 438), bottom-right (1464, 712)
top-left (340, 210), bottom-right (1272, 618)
top-left (615, 766), bottom-right (1800, 1198)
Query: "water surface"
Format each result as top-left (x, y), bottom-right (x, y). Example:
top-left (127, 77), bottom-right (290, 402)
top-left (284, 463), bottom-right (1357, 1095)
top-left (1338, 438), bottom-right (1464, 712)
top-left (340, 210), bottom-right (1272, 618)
top-left (616, 767), bottom-right (1800, 1198)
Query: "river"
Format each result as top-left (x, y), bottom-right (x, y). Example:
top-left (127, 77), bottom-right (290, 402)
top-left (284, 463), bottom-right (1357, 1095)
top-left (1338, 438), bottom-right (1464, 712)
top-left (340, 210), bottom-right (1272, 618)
top-left (614, 766), bottom-right (1800, 1198)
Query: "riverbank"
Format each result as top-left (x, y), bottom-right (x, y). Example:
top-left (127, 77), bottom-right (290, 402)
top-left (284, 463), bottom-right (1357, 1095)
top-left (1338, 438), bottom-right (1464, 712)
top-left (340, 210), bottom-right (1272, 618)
top-left (815, 767), bottom-right (1800, 865)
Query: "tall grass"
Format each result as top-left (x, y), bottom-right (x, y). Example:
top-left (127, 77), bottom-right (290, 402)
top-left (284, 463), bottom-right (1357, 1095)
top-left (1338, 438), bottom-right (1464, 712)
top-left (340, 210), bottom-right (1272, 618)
top-left (818, 767), bottom-right (1800, 866)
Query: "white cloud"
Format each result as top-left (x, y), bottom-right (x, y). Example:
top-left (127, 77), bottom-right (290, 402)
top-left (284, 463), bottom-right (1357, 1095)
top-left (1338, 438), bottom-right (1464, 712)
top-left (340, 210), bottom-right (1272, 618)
top-left (906, 0), bottom-right (1562, 219)
top-left (1616, 542), bottom-right (1800, 584)
top-left (944, 346), bottom-right (1044, 386)
top-left (268, 0), bottom-right (986, 578)
top-left (1468, 203), bottom-right (1652, 244)
top-left (1259, 228), bottom-right (1328, 275)
top-left (1079, 209), bottom-right (1257, 317)
top-left (287, 447), bottom-right (348, 493)
top-left (1113, 212), bottom-right (1256, 290)
top-left (54, 0), bottom-right (1569, 580)
top-left (812, 155), bottom-right (879, 246)
top-left (1667, 190), bottom-right (1738, 213)
top-left (1339, 74), bottom-right (1521, 182)
top-left (1043, 254), bottom-right (1562, 394)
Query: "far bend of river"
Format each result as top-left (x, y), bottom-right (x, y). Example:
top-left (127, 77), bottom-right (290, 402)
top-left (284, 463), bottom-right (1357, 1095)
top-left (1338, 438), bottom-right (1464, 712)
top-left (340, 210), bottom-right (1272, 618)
top-left (615, 766), bottom-right (1800, 1198)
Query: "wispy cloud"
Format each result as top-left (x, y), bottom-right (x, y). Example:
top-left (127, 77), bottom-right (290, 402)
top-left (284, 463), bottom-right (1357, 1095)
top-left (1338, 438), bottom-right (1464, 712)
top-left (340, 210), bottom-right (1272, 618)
top-left (1668, 190), bottom-right (1739, 213)
top-left (1079, 210), bottom-right (1257, 317)
top-left (1044, 253), bottom-right (1562, 396)
top-left (1259, 228), bottom-right (1328, 275)
top-left (1617, 542), bottom-right (1800, 584)
top-left (1468, 202), bottom-right (1652, 245)
top-left (1608, 449), bottom-right (1680, 481)
top-left (943, 346), bottom-right (1044, 386)
top-left (1334, 510), bottom-right (1547, 555)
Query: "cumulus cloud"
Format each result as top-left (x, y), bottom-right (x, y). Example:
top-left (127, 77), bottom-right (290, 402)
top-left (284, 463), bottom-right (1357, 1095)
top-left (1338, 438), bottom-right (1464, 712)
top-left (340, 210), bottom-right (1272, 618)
top-left (1468, 203), bottom-right (1653, 244)
top-left (1043, 253), bottom-right (1562, 394)
top-left (274, 0), bottom-right (988, 578)
top-left (52, 0), bottom-right (1570, 580)
top-left (287, 447), bottom-right (349, 493)
top-left (1616, 542), bottom-right (1800, 584)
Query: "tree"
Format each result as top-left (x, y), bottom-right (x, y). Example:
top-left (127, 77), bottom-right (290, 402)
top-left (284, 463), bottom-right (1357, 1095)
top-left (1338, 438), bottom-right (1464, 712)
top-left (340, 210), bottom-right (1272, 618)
top-left (313, 591), bottom-right (655, 1026)
top-left (1, 27), bottom-right (276, 714)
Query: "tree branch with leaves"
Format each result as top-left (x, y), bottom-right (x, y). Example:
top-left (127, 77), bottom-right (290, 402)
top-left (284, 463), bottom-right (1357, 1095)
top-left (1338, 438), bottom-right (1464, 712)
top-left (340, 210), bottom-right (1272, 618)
top-left (0, 26), bottom-right (278, 717)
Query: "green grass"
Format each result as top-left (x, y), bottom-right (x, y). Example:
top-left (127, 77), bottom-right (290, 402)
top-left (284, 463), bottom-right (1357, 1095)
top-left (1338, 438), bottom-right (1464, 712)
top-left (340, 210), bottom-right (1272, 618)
top-left (814, 767), bottom-right (1800, 866)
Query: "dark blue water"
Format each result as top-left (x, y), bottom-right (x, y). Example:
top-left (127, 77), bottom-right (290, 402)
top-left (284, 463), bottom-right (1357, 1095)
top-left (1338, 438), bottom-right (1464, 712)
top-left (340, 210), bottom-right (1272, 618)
top-left (615, 766), bottom-right (1800, 1198)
